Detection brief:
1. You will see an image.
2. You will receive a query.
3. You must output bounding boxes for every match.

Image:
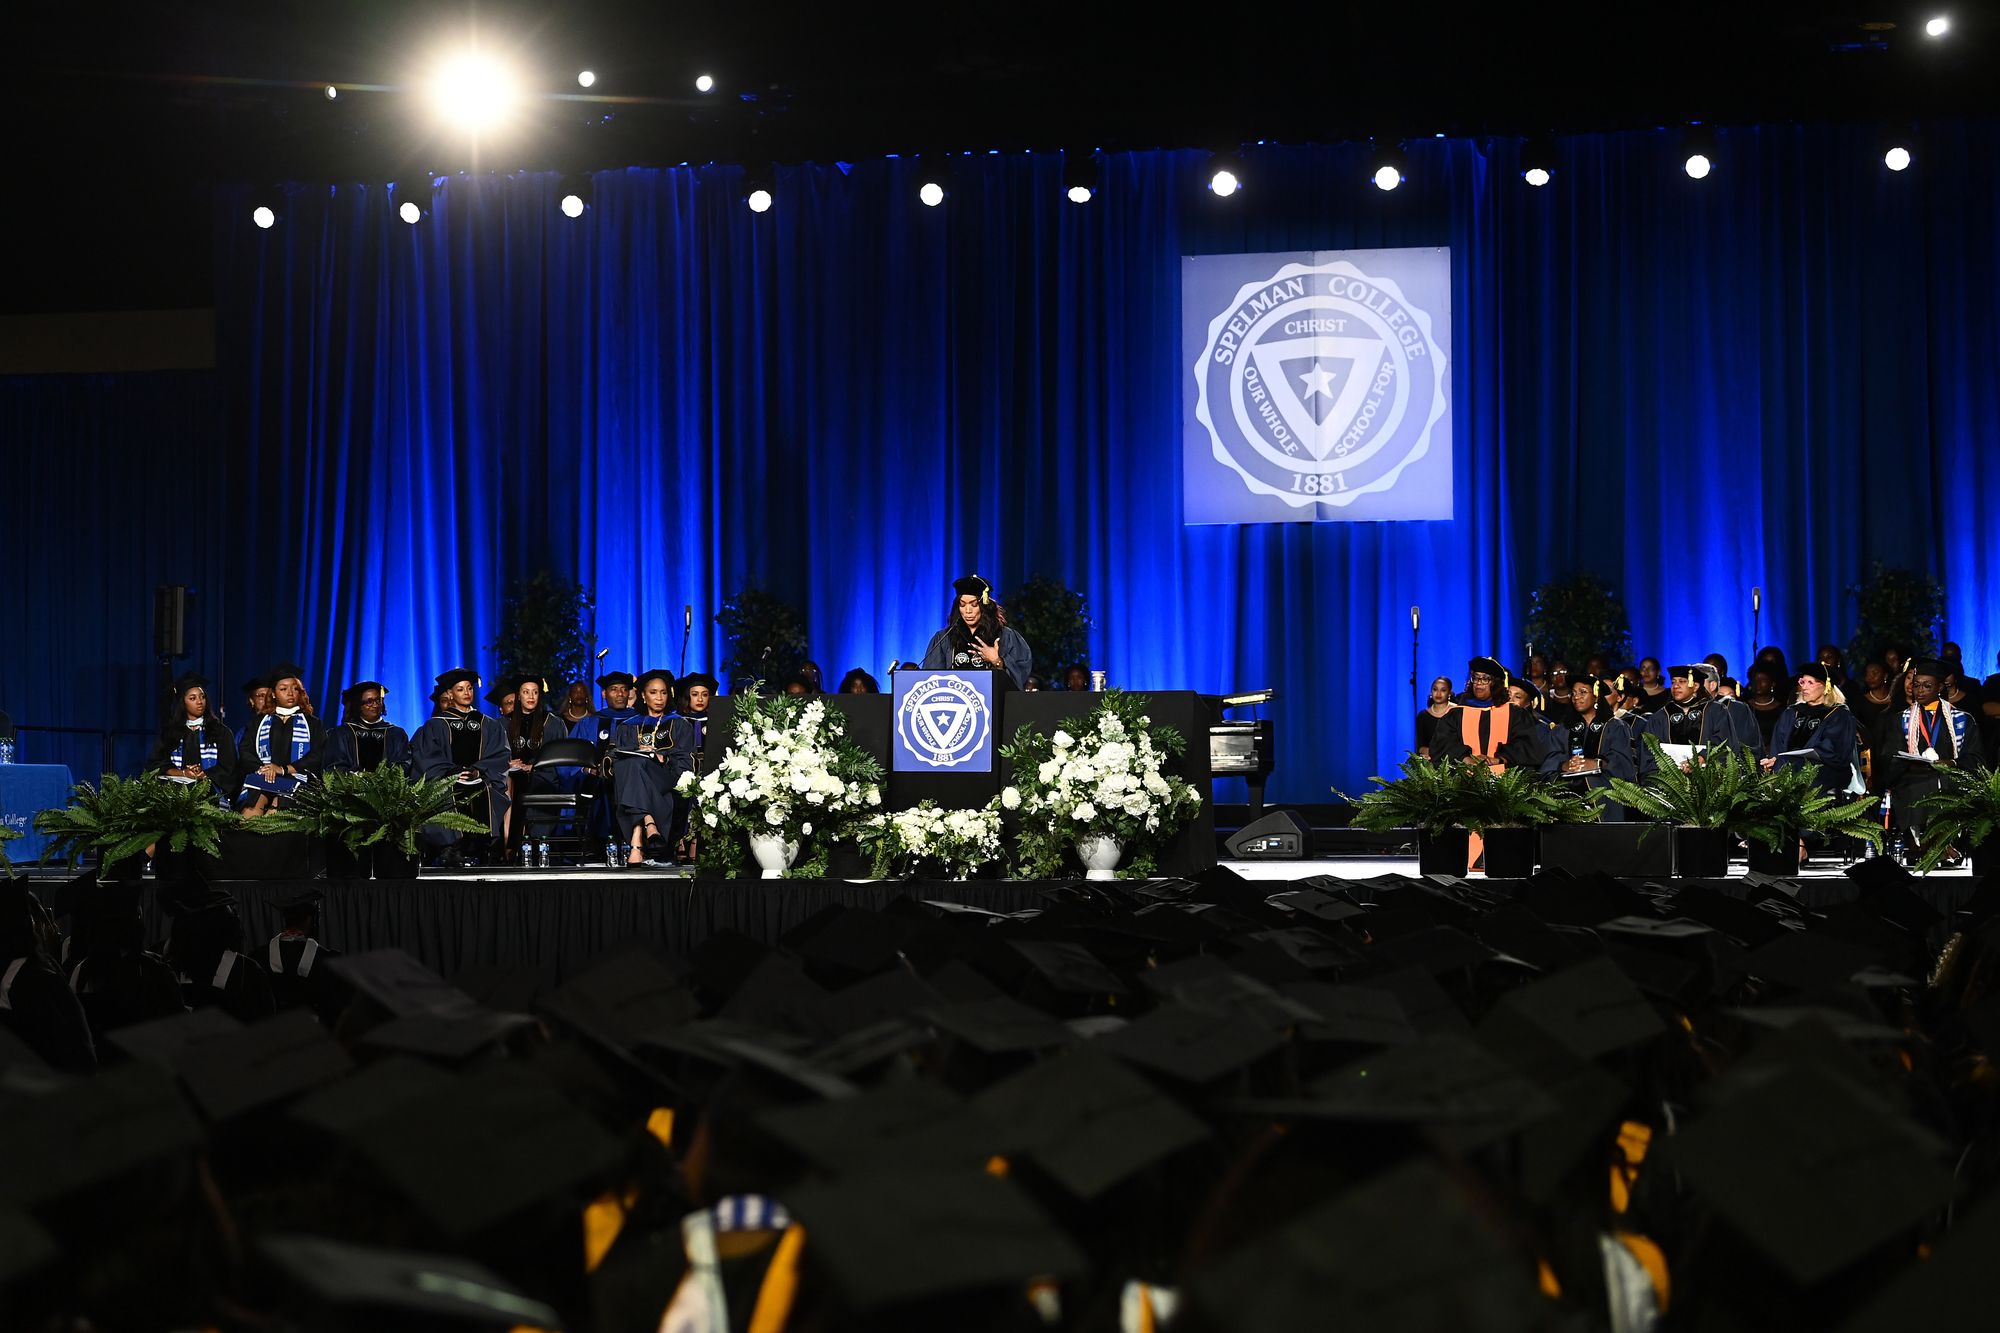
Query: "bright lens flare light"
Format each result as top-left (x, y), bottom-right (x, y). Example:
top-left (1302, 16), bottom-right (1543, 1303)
top-left (323, 85), bottom-right (338, 101)
top-left (560, 193), bottom-right (585, 217)
top-left (1209, 169), bottom-right (1240, 197)
top-left (1066, 184), bottom-right (1093, 204)
top-left (576, 69), bottom-right (596, 88)
top-left (746, 188), bottom-right (773, 213)
top-left (399, 200), bottom-right (422, 224)
top-left (1926, 15), bottom-right (1949, 37)
top-left (252, 206), bottom-right (276, 229)
top-left (1684, 153), bottom-right (1712, 180)
top-left (432, 53), bottom-right (518, 131)
top-left (1884, 145), bottom-right (1913, 171)
top-left (695, 74), bottom-right (715, 93)
top-left (918, 181), bottom-right (945, 207)
top-left (1373, 164), bottom-right (1403, 191)
top-left (1523, 166), bottom-right (1551, 187)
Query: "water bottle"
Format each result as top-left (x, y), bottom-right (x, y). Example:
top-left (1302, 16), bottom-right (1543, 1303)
top-left (0, 737), bottom-right (14, 764)
top-left (535, 839), bottom-right (551, 869)
top-left (1091, 669), bottom-right (1107, 691)
top-left (606, 837), bottom-right (624, 869)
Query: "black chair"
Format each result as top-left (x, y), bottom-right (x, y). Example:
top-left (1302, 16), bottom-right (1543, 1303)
top-left (516, 737), bottom-right (600, 864)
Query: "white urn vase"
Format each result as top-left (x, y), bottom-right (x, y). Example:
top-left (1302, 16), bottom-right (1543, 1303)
top-left (748, 833), bottom-right (800, 879)
top-left (1076, 834), bottom-right (1124, 882)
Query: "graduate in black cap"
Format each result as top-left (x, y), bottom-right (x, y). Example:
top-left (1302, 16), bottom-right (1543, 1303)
top-left (484, 682), bottom-right (517, 717)
top-left (146, 673), bottom-right (240, 800)
top-left (1640, 662), bottom-right (1762, 771)
top-left (1433, 656), bottom-right (1560, 776)
top-left (612, 670), bottom-right (697, 865)
top-left (921, 575), bottom-right (1032, 690)
top-left (161, 886), bottom-right (275, 1022)
top-left (501, 675), bottom-right (572, 852)
top-left (409, 668), bottom-right (511, 864)
top-left (0, 881), bottom-right (97, 1072)
top-left (237, 664), bottom-right (327, 816)
top-left (320, 681), bottom-right (411, 773)
top-left (236, 673), bottom-right (273, 741)
top-left (1762, 662), bottom-right (1860, 796)
top-left (265, 889), bottom-right (348, 1027)
top-left (59, 880), bottom-right (185, 1042)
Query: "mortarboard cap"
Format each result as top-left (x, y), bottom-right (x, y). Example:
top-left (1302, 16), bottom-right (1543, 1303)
top-left (268, 662), bottom-right (307, 687)
top-left (1190, 1158), bottom-right (1550, 1333)
top-left (326, 949), bottom-right (478, 1018)
top-left (481, 682), bottom-right (513, 708)
top-left (969, 1046), bottom-right (1209, 1199)
top-left (338, 1063), bottom-right (629, 1238)
top-left (676, 672), bottom-right (720, 696)
top-left (1670, 663), bottom-right (1718, 685)
top-left (1797, 661), bottom-right (1831, 683)
top-left (634, 669), bottom-right (674, 692)
top-left (503, 674), bottom-right (547, 698)
top-left (537, 947), bottom-right (698, 1059)
top-left (951, 574), bottom-right (993, 604)
top-left (594, 670), bottom-right (636, 689)
top-left (174, 1009), bottom-right (356, 1120)
top-left (1466, 656), bottom-right (1508, 682)
top-left (0, 1063), bottom-right (204, 1208)
top-left (920, 994), bottom-right (1078, 1054)
top-left (340, 680), bottom-right (387, 707)
top-left (432, 667), bottom-right (479, 692)
top-left (1659, 1061), bottom-right (1956, 1286)
top-left (169, 672), bottom-right (209, 698)
top-left (1282, 981), bottom-right (1420, 1046)
top-left (289, 1056), bottom-right (460, 1139)
top-left (1837, 1191), bottom-right (2000, 1331)
top-left (102, 1006), bottom-right (244, 1068)
top-left (1008, 939), bottom-right (1129, 997)
top-left (1096, 1002), bottom-right (1286, 1084)
top-left (256, 1233), bottom-right (562, 1330)
top-left (1489, 956), bottom-right (1665, 1060)
top-left (360, 1007), bottom-right (539, 1065)
top-left (755, 1079), bottom-right (1011, 1175)
top-left (1906, 658), bottom-right (1945, 680)
top-left (783, 1169), bottom-right (1086, 1313)
top-left (240, 674), bottom-right (272, 695)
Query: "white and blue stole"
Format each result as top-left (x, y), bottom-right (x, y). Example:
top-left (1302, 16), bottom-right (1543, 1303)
top-left (246, 709), bottom-right (313, 794)
top-left (1904, 701), bottom-right (1970, 759)
top-left (169, 718), bottom-right (221, 771)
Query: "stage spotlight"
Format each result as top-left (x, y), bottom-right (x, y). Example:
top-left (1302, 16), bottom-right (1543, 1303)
top-left (252, 205), bottom-right (277, 230)
top-left (1884, 144), bottom-right (1913, 171)
top-left (1684, 153), bottom-right (1712, 179)
top-left (1368, 143), bottom-right (1408, 192)
top-left (323, 85), bottom-right (338, 101)
top-left (695, 73), bottom-right (715, 93)
top-left (1520, 136), bottom-right (1556, 187)
top-left (744, 172), bottom-right (774, 213)
top-left (560, 193), bottom-right (585, 217)
top-left (577, 69), bottom-right (596, 88)
top-left (1063, 149), bottom-right (1098, 203)
top-left (1210, 167), bottom-right (1240, 197)
top-left (399, 199), bottom-right (423, 224)
top-left (1925, 15), bottom-right (1949, 37)
top-left (1523, 166), bottom-right (1551, 187)
top-left (919, 180), bottom-right (946, 207)
top-left (431, 52), bottom-right (518, 131)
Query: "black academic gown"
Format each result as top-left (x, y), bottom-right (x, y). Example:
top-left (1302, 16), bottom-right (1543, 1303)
top-left (0, 953), bottom-right (97, 1073)
top-left (177, 947), bottom-right (277, 1024)
top-left (320, 720), bottom-right (412, 773)
top-left (235, 709), bottom-right (329, 802)
top-left (922, 625), bottom-right (1033, 691)
top-left (65, 949), bottom-right (186, 1042)
top-left (611, 713), bottom-right (698, 845)
top-left (1639, 697), bottom-right (1762, 772)
top-left (1768, 703), bottom-right (1859, 796)
top-left (1872, 702), bottom-right (1986, 836)
top-left (265, 932), bottom-right (349, 1027)
top-left (1431, 704), bottom-right (1561, 776)
top-left (409, 708), bottom-right (512, 853)
top-left (147, 719), bottom-right (241, 800)
top-left (583, 707), bottom-right (638, 838)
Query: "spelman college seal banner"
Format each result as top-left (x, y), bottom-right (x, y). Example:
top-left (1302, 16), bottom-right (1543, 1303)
top-left (1182, 248), bottom-right (1452, 523)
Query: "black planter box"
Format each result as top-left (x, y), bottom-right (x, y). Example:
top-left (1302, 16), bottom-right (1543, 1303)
top-left (1745, 837), bottom-right (1801, 878)
top-left (214, 827), bottom-right (321, 880)
top-left (1481, 827), bottom-right (1537, 879)
top-left (1673, 827), bottom-right (1731, 878)
top-left (1539, 823), bottom-right (1672, 878)
top-left (1417, 828), bottom-right (1471, 877)
top-left (372, 845), bottom-right (420, 879)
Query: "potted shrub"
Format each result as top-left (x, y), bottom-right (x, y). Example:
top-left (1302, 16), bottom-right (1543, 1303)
top-left (1734, 763), bottom-right (1885, 876)
top-left (1344, 758), bottom-right (1481, 876)
top-left (1605, 736), bottom-right (1769, 877)
top-left (251, 766), bottom-right (489, 878)
top-left (1463, 765), bottom-right (1600, 878)
top-left (0, 823), bottom-right (19, 879)
top-left (34, 774), bottom-right (238, 883)
top-left (1912, 764), bottom-right (2000, 875)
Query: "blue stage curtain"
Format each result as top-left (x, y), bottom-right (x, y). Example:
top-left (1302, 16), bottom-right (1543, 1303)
top-left (6, 123), bottom-right (1997, 801)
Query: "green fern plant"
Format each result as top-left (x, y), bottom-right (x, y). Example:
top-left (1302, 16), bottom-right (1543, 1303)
top-left (249, 767), bottom-right (487, 858)
top-left (1345, 757), bottom-right (1599, 834)
top-left (1733, 760), bottom-right (1885, 854)
top-left (1912, 764), bottom-right (2000, 872)
top-left (1604, 735), bottom-right (1761, 832)
top-left (0, 822), bottom-right (18, 879)
top-left (34, 774), bottom-right (241, 869)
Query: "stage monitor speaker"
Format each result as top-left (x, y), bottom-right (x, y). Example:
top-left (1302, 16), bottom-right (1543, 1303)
top-left (154, 585), bottom-right (188, 658)
top-left (1225, 809), bottom-right (1312, 859)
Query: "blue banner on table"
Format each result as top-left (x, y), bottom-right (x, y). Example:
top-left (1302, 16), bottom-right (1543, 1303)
top-left (1182, 246), bottom-right (1453, 524)
top-left (891, 670), bottom-right (997, 774)
top-left (0, 764), bottom-right (76, 867)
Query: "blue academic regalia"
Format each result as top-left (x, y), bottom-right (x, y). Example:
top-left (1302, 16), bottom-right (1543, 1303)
top-left (408, 709), bottom-right (511, 852)
top-left (1768, 703), bottom-right (1859, 795)
top-left (507, 709), bottom-right (578, 803)
top-left (581, 706), bottom-right (638, 838)
top-left (236, 711), bottom-right (327, 802)
top-left (922, 626), bottom-right (1033, 691)
top-left (319, 721), bottom-right (412, 774)
top-left (149, 719), bottom-right (240, 800)
top-left (611, 712), bottom-right (698, 846)
top-left (1639, 697), bottom-right (1763, 772)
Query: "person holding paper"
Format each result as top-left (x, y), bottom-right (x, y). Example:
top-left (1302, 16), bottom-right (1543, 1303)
top-left (612, 670), bottom-right (695, 865)
top-left (1762, 663), bottom-right (1858, 795)
top-left (147, 673), bottom-right (240, 799)
top-left (1640, 663), bottom-right (1761, 772)
top-left (1872, 659), bottom-right (1984, 853)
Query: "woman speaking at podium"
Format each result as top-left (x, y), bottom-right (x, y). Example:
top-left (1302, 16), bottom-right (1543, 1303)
top-left (921, 575), bottom-right (1032, 690)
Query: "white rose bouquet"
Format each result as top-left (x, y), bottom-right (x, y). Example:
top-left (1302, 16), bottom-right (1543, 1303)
top-left (858, 798), bottom-right (1004, 879)
top-left (675, 689), bottom-right (884, 877)
top-left (998, 689), bottom-right (1203, 877)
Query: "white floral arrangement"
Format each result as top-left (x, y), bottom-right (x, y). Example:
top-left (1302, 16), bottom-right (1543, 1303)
top-left (1000, 690), bottom-right (1204, 878)
top-left (675, 689), bottom-right (884, 877)
top-left (858, 799), bottom-right (1004, 879)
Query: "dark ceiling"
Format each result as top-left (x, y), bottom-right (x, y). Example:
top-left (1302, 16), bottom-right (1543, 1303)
top-left (6, 1), bottom-right (1993, 313)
